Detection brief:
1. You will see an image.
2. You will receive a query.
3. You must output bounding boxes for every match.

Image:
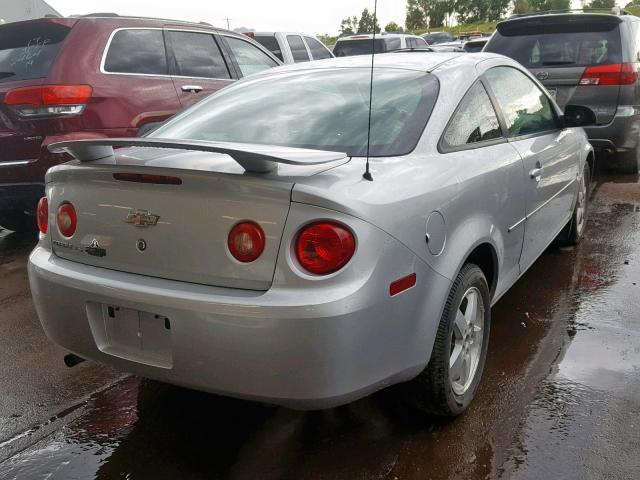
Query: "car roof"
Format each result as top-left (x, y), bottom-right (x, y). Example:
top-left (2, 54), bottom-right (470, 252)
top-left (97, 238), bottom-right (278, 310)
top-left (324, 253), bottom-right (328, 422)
top-left (498, 11), bottom-right (628, 26)
top-left (254, 32), bottom-right (320, 37)
top-left (251, 51), bottom-right (503, 75)
top-left (337, 33), bottom-right (423, 41)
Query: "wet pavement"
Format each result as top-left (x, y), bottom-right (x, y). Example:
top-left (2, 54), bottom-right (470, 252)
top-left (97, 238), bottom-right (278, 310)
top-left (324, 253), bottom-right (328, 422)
top-left (0, 174), bottom-right (639, 479)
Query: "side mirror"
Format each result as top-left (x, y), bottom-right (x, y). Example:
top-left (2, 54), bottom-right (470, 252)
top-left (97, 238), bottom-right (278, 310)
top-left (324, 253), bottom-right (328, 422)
top-left (562, 105), bottom-right (596, 128)
top-left (136, 120), bottom-right (167, 137)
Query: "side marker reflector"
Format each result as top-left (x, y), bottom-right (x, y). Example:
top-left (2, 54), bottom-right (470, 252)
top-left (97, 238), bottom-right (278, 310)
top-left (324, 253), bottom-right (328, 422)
top-left (390, 273), bottom-right (417, 296)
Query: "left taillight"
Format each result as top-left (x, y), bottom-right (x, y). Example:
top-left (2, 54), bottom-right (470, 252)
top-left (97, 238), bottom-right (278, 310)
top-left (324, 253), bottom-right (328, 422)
top-left (579, 63), bottom-right (637, 86)
top-left (56, 202), bottom-right (77, 238)
top-left (36, 197), bottom-right (48, 234)
top-left (3, 84), bottom-right (92, 117)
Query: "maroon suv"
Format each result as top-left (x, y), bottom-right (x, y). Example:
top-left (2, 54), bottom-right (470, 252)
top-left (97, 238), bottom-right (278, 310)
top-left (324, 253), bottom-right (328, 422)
top-left (0, 15), bottom-right (280, 232)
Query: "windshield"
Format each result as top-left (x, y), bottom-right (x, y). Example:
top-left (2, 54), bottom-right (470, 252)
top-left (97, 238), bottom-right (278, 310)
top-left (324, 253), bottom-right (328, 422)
top-left (0, 21), bottom-right (71, 83)
top-left (334, 39), bottom-right (397, 57)
top-left (486, 24), bottom-right (621, 68)
top-left (151, 68), bottom-right (439, 157)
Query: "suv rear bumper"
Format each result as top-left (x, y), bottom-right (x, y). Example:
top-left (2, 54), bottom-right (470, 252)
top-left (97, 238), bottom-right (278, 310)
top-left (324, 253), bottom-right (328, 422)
top-left (584, 106), bottom-right (640, 153)
top-left (0, 182), bottom-right (44, 215)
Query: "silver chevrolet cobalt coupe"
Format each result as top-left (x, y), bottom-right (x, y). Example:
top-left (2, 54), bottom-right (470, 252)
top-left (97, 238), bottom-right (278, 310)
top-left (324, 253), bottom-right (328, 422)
top-left (29, 52), bottom-right (592, 416)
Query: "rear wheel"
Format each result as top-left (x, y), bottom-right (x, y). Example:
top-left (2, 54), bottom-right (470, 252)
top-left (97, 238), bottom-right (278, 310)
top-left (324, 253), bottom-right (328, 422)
top-left (406, 263), bottom-right (491, 416)
top-left (0, 210), bottom-right (36, 233)
top-left (558, 162), bottom-right (590, 245)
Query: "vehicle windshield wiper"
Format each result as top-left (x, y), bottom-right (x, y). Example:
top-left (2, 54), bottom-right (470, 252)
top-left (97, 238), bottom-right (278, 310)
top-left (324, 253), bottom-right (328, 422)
top-left (541, 61), bottom-right (575, 66)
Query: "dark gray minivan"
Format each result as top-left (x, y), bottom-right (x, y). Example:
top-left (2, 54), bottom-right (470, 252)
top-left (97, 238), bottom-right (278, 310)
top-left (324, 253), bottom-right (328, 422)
top-left (485, 11), bottom-right (640, 173)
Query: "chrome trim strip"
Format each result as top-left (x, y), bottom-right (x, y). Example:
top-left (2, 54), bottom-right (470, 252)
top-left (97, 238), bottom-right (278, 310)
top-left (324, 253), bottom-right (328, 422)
top-left (508, 177), bottom-right (576, 232)
top-left (0, 159), bottom-right (37, 168)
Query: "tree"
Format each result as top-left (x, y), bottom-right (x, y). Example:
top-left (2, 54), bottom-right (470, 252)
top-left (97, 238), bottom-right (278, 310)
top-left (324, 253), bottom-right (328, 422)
top-left (384, 21), bottom-right (404, 32)
top-left (512, 0), bottom-right (534, 14)
top-left (405, 0), bottom-right (457, 29)
top-left (456, 0), bottom-right (511, 23)
top-left (586, 0), bottom-right (615, 8)
top-left (528, 0), bottom-right (570, 11)
top-left (358, 8), bottom-right (380, 34)
top-left (339, 16), bottom-right (358, 36)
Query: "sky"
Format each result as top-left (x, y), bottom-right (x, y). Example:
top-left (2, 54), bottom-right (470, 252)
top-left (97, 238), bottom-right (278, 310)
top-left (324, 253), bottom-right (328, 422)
top-left (47, 0), bottom-right (407, 36)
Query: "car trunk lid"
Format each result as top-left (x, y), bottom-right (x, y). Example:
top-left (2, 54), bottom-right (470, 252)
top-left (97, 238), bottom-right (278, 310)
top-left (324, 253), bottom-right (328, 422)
top-left (45, 142), bottom-right (348, 290)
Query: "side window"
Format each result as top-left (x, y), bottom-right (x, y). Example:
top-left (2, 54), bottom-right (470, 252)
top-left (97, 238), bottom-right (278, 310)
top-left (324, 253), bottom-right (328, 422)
top-left (286, 35), bottom-right (310, 62)
top-left (385, 37), bottom-right (401, 51)
top-left (406, 38), bottom-right (415, 48)
top-left (254, 35), bottom-right (283, 61)
top-left (485, 67), bottom-right (558, 137)
top-left (104, 29), bottom-right (168, 75)
top-left (224, 36), bottom-right (279, 77)
top-left (305, 37), bottom-right (332, 60)
top-left (442, 81), bottom-right (503, 149)
top-left (415, 37), bottom-right (429, 47)
top-left (167, 31), bottom-right (230, 79)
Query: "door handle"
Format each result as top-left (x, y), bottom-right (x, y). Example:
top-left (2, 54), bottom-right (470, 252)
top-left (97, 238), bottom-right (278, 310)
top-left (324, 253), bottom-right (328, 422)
top-left (529, 162), bottom-right (543, 182)
top-left (181, 85), bottom-right (203, 93)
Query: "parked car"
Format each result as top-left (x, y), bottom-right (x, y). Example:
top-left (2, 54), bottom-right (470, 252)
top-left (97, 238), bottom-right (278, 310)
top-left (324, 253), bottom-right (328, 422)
top-left (333, 33), bottom-right (428, 56)
top-left (0, 14), bottom-right (280, 232)
top-left (248, 32), bottom-right (333, 63)
top-left (484, 9), bottom-right (640, 173)
top-left (29, 52), bottom-right (593, 416)
top-left (422, 31), bottom-right (456, 45)
top-left (463, 38), bottom-right (488, 53)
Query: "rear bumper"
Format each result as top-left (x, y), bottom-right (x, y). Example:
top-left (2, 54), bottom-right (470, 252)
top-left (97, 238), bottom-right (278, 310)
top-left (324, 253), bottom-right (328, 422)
top-left (28, 241), bottom-right (451, 409)
top-left (584, 106), bottom-right (640, 153)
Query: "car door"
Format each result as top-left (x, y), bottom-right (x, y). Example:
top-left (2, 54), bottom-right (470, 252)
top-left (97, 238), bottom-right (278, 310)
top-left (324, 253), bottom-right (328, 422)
top-left (439, 80), bottom-right (526, 298)
top-left (99, 28), bottom-right (182, 132)
top-left (165, 29), bottom-right (234, 108)
top-left (220, 35), bottom-right (280, 77)
top-left (484, 66), bottom-right (580, 272)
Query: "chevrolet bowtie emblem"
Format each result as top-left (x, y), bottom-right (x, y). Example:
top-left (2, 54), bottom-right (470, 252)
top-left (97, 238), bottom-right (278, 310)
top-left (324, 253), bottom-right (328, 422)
top-left (125, 209), bottom-right (159, 227)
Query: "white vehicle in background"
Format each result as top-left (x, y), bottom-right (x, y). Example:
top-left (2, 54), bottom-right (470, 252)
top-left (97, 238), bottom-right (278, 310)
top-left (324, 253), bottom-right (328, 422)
top-left (248, 32), bottom-right (334, 63)
top-left (333, 33), bottom-right (428, 57)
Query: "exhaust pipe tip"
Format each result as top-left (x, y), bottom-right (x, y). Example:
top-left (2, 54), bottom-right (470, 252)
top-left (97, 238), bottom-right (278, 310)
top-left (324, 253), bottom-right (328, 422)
top-left (64, 353), bottom-right (86, 368)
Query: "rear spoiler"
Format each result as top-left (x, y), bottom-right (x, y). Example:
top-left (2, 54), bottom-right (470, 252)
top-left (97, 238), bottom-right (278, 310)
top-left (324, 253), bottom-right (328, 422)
top-left (48, 138), bottom-right (348, 173)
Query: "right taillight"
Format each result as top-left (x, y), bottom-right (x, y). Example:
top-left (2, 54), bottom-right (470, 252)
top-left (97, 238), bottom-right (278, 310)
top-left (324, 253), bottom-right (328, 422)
top-left (295, 222), bottom-right (355, 275)
top-left (56, 202), bottom-right (77, 238)
top-left (3, 84), bottom-right (92, 117)
top-left (36, 197), bottom-right (48, 234)
top-left (579, 63), bottom-right (637, 86)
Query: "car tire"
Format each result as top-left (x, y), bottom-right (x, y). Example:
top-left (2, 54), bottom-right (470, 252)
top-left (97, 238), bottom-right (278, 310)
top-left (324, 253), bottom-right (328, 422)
top-left (407, 263), bottom-right (491, 417)
top-left (558, 162), bottom-right (590, 245)
top-left (0, 210), bottom-right (36, 233)
top-left (614, 147), bottom-right (639, 174)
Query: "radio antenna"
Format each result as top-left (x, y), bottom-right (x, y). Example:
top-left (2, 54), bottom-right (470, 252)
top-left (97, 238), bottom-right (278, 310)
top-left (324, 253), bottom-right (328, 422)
top-left (362, 0), bottom-right (377, 182)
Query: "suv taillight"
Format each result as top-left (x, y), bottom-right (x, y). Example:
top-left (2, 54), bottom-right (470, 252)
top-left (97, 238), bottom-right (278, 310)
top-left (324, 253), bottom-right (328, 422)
top-left (295, 222), bottom-right (355, 275)
top-left (579, 63), bottom-right (637, 86)
top-left (3, 85), bottom-right (92, 117)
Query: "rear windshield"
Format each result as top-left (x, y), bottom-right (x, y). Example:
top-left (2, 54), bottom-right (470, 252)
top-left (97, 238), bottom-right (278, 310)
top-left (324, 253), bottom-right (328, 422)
top-left (254, 35), bottom-right (283, 61)
top-left (151, 68), bottom-right (439, 157)
top-left (486, 21), bottom-right (622, 68)
top-left (334, 38), bottom-right (399, 57)
top-left (0, 21), bottom-right (71, 83)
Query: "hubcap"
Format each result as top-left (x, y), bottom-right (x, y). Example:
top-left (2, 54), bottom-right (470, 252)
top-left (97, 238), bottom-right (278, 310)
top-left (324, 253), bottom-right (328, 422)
top-left (449, 287), bottom-right (484, 396)
top-left (575, 174), bottom-right (587, 235)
